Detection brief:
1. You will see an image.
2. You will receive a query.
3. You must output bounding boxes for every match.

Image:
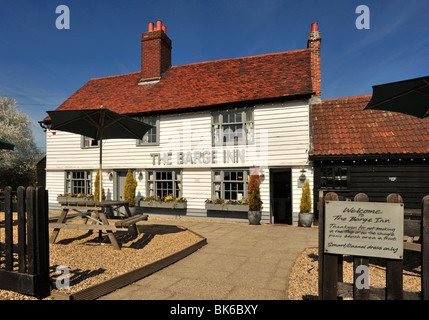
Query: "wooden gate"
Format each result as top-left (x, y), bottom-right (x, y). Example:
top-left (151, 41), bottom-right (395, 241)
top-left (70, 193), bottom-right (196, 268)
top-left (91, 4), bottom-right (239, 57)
top-left (318, 191), bottom-right (429, 300)
top-left (0, 186), bottom-right (50, 299)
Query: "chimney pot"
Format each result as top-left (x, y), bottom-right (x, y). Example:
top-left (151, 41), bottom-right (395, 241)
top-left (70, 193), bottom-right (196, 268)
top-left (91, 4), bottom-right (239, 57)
top-left (156, 20), bottom-right (162, 31)
top-left (311, 22), bottom-right (318, 32)
top-left (162, 25), bottom-right (166, 33)
top-left (148, 22), bottom-right (154, 32)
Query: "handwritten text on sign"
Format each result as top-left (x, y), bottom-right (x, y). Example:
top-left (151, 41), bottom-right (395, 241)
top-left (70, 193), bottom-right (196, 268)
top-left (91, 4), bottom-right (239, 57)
top-left (324, 201), bottom-right (404, 259)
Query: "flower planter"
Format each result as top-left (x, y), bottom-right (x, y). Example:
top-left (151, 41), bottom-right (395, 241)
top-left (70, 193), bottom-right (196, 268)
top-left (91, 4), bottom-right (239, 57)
top-left (57, 196), bottom-right (93, 204)
top-left (140, 200), bottom-right (187, 210)
top-left (205, 203), bottom-right (249, 212)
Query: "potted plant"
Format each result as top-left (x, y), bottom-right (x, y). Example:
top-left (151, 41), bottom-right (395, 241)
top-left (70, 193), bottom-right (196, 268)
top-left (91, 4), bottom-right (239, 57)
top-left (298, 181), bottom-right (313, 227)
top-left (94, 169), bottom-right (105, 201)
top-left (140, 196), bottom-right (187, 209)
top-left (247, 168), bottom-right (263, 225)
top-left (123, 169), bottom-right (137, 215)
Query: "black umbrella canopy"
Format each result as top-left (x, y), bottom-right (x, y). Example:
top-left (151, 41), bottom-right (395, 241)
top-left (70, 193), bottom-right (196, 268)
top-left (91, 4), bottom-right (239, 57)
top-left (0, 138), bottom-right (15, 150)
top-left (47, 107), bottom-right (153, 140)
top-left (364, 75), bottom-right (429, 118)
top-left (46, 106), bottom-right (153, 201)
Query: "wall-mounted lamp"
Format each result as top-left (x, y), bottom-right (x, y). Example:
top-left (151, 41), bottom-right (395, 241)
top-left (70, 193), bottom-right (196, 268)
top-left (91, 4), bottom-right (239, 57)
top-left (299, 169), bottom-right (307, 182)
top-left (298, 169), bottom-right (307, 188)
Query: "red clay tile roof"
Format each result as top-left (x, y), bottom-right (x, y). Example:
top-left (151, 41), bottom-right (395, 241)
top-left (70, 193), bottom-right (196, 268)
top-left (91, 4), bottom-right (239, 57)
top-left (311, 95), bottom-right (429, 156)
top-left (51, 49), bottom-right (313, 116)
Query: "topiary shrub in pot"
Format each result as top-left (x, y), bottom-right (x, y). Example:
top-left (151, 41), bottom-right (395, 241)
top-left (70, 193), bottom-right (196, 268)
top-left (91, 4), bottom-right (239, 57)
top-left (94, 169), bottom-right (105, 202)
top-left (123, 169), bottom-right (137, 215)
top-left (298, 181), bottom-right (313, 227)
top-left (247, 167), bottom-right (263, 225)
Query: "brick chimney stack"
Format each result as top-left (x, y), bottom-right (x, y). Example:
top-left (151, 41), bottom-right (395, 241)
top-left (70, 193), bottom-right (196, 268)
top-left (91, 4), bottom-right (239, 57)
top-left (307, 22), bottom-right (321, 102)
top-left (140, 20), bottom-right (172, 84)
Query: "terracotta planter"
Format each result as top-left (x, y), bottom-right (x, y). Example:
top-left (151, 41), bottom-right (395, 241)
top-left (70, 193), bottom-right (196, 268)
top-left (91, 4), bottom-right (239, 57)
top-left (140, 200), bottom-right (187, 210)
top-left (205, 203), bottom-right (249, 212)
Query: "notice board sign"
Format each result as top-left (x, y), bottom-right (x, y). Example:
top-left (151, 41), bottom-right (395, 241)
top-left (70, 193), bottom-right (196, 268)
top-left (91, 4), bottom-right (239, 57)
top-left (324, 201), bottom-right (404, 259)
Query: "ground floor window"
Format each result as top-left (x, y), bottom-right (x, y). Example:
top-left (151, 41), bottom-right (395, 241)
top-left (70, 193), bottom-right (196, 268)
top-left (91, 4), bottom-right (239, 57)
top-left (146, 169), bottom-right (182, 198)
top-left (212, 169), bottom-right (249, 200)
top-left (320, 166), bottom-right (349, 190)
top-left (65, 170), bottom-right (92, 195)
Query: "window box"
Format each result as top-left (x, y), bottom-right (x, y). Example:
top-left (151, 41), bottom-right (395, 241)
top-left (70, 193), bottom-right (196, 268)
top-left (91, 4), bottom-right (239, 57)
top-left (57, 195), bottom-right (94, 204)
top-left (140, 199), bottom-right (187, 210)
top-left (205, 202), bottom-right (249, 212)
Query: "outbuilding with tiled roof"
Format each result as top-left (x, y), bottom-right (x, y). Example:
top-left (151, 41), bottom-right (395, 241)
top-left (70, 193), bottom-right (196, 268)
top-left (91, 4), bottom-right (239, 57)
top-left (310, 94), bottom-right (429, 213)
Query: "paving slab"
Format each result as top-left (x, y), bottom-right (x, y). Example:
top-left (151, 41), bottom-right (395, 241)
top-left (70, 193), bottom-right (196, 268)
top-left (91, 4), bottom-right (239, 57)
top-left (99, 218), bottom-right (318, 300)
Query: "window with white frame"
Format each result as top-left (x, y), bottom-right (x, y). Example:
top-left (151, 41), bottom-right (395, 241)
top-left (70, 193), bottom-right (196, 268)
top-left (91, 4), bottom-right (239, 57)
top-left (136, 116), bottom-right (160, 145)
top-left (146, 169), bottom-right (182, 198)
top-left (81, 136), bottom-right (99, 148)
top-left (65, 171), bottom-right (92, 195)
top-left (212, 169), bottom-right (249, 200)
top-left (211, 107), bottom-right (254, 146)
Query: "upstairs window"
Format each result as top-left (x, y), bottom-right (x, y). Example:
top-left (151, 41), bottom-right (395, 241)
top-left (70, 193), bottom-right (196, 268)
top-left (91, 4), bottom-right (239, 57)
top-left (211, 108), bottom-right (254, 146)
top-left (81, 136), bottom-right (99, 148)
top-left (136, 116), bottom-right (160, 145)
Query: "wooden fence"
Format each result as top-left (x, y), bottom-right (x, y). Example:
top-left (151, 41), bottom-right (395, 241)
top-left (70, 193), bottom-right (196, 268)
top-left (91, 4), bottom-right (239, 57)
top-left (318, 191), bottom-right (429, 300)
top-left (0, 186), bottom-right (50, 299)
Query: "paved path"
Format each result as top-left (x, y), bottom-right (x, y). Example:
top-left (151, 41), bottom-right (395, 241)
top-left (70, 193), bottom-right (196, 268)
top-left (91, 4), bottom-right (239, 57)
top-left (99, 218), bottom-right (318, 300)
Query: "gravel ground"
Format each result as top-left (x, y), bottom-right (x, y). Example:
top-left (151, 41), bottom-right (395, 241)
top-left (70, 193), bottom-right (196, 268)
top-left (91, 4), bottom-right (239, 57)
top-left (1, 213), bottom-right (423, 300)
top-left (0, 216), bottom-right (203, 300)
top-left (287, 247), bottom-right (422, 300)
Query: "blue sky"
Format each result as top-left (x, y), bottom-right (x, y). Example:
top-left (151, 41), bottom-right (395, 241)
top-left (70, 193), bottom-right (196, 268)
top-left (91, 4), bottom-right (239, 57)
top-left (1, 0), bottom-right (428, 151)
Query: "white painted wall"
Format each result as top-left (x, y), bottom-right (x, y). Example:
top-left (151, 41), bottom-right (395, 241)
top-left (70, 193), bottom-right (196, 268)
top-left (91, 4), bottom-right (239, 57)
top-left (46, 98), bottom-right (313, 223)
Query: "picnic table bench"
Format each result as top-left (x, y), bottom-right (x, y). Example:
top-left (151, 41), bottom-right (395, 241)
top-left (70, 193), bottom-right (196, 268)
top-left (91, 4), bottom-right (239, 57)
top-left (114, 214), bottom-right (148, 235)
top-left (49, 200), bottom-right (148, 250)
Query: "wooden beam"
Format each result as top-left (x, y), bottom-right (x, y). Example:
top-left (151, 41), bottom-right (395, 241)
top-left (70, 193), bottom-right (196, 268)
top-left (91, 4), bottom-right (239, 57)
top-left (49, 223), bottom-right (127, 232)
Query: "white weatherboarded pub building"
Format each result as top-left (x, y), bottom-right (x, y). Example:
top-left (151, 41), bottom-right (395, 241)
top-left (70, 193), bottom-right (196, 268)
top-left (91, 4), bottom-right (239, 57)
top-left (43, 21), bottom-right (322, 224)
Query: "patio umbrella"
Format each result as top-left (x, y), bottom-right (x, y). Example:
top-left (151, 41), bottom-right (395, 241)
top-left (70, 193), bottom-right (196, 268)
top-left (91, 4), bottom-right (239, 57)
top-left (46, 106), bottom-right (153, 201)
top-left (364, 75), bottom-right (429, 118)
top-left (0, 138), bottom-right (15, 150)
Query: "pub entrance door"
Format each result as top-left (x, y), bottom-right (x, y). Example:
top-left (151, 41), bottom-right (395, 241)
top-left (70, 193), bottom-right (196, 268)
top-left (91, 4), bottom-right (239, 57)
top-left (270, 168), bottom-right (292, 224)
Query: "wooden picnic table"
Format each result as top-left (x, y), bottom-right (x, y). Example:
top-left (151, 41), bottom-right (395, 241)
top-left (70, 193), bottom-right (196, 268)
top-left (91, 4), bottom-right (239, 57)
top-left (49, 200), bottom-right (134, 250)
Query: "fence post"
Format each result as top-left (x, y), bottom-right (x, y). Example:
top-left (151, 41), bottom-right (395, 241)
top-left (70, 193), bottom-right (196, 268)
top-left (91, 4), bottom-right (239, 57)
top-left (385, 193), bottom-right (403, 300)
top-left (17, 186), bottom-right (27, 273)
top-left (4, 186), bottom-right (13, 271)
top-left (26, 186), bottom-right (37, 275)
top-left (422, 195), bottom-right (429, 300)
top-left (320, 192), bottom-right (339, 300)
top-left (35, 187), bottom-right (50, 299)
top-left (353, 193), bottom-right (370, 300)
